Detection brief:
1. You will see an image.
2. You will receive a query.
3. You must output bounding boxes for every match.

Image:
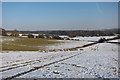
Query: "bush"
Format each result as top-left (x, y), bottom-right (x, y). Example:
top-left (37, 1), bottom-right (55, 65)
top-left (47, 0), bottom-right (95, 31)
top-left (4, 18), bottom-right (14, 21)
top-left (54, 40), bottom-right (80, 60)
top-left (38, 35), bottom-right (44, 38)
top-left (98, 38), bottom-right (106, 43)
top-left (45, 35), bottom-right (50, 39)
top-left (28, 34), bottom-right (34, 38)
top-left (52, 36), bottom-right (62, 40)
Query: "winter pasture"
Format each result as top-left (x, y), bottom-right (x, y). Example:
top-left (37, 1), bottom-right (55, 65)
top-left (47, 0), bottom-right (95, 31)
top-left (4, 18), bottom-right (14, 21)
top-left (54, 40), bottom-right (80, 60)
top-left (0, 36), bottom-right (119, 79)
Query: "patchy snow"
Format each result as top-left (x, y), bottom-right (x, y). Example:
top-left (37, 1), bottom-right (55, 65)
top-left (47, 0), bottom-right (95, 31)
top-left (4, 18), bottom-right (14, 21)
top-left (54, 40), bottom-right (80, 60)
top-left (59, 35), bottom-right (69, 38)
top-left (108, 39), bottom-right (120, 43)
top-left (0, 42), bottom-right (118, 78)
top-left (0, 36), bottom-right (119, 78)
top-left (0, 51), bottom-right (79, 78)
top-left (70, 36), bottom-right (117, 42)
top-left (17, 43), bottom-right (118, 78)
top-left (1, 37), bottom-right (18, 42)
top-left (46, 40), bottom-right (92, 50)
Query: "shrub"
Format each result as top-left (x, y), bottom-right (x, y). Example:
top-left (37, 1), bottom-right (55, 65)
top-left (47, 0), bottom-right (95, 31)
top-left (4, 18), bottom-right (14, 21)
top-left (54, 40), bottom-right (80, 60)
top-left (38, 35), bottom-right (44, 38)
top-left (45, 35), bottom-right (50, 39)
top-left (28, 34), bottom-right (34, 38)
top-left (98, 38), bottom-right (106, 43)
top-left (52, 36), bottom-right (62, 40)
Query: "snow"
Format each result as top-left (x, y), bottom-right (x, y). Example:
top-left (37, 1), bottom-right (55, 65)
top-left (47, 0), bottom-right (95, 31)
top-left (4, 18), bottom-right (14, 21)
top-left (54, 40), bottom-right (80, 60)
top-left (0, 36), bottom-right (119, 79)
top-left (46, 40), bottom-right (92, 50)
top-left (70, 36), bottom-right (117, 42)
top-left (0, 43), bottom-right (118, 78)
top-left (108, 39), bottom-right (120, 42)
top-left (59, 35), bottom-right (69, 38)
top-left (1, 51), bottom-right (79, 78)
top-left (17, 43), bottom-right (118, 78)
top-left (0, 36), bottom-right (18, 42)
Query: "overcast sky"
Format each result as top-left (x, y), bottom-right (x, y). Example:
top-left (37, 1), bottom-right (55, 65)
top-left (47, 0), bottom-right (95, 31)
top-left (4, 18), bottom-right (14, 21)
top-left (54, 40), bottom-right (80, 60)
top-left (2, 2), bottom-right (118, 31)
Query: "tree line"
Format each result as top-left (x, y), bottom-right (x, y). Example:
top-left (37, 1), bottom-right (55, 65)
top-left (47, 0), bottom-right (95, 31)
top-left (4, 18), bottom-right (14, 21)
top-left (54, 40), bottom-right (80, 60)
top-left (1, 28), bottom-right (118, 37)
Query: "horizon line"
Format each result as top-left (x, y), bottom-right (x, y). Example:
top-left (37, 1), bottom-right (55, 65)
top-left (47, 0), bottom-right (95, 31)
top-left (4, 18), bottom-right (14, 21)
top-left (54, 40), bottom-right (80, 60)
top-left (4, 28), bottom-right (119, 31)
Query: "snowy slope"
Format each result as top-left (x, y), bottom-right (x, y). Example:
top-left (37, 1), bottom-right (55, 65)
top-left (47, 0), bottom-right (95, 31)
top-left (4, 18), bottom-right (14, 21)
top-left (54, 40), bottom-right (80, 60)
top-left (46, 40), bottom-right (91, 50)
top-left (70, 36), bottom-right (116, 42)
top-left (17, 43), bottom-right (118, 78)
top-left (0, 43), bottom-right (118, 78)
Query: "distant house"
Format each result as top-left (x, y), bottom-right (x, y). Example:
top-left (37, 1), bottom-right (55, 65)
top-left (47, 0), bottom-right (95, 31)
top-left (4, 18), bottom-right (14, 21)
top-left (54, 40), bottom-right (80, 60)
top-left (19, 33), bottom-right (39, 38)
top-left (6, 30), bottom-right (21, 36)
top-left (32, 34), bottom-right (39, 38)
top-left (19, 34), bottom-right (22, 37)
top-left (44, 36), bottom-right (47, 39)
top-left (0, 28), bottom-right (7, 36)
top-left (17, 32), bottom-right (22, 35)
top-left (59, 35), bottom-right (70, 40)
top-left (49, 35), bottom-right (53, 39)
top-left (11, 29), bottom-right (18, 36)
top-left (6, 32), bottom-right (12, 36)
top-left (6, 30), bottom-right (22, 37)
top-left (18, 34), bottom-right (28, 38)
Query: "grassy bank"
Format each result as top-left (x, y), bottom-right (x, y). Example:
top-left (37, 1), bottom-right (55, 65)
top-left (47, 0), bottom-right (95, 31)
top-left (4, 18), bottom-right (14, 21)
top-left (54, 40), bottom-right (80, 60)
top-left (2, 36), bottom-right (61, 51)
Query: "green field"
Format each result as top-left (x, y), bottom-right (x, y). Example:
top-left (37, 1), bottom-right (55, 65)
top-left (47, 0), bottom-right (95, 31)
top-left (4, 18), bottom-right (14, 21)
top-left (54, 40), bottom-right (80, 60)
top-left (2, 36), bottom-right (62, 51)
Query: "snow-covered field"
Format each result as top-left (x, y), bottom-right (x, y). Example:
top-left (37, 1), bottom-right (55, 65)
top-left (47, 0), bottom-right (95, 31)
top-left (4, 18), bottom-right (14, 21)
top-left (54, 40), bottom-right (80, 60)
top-left (108, 39), bottom-right (120, 43)
top-left (46, 40), bottom-right (92, 50)
top-left (71, 36), bottom-right (116, 42)
top-left (0, 42), bottom-right (118, 79)
top-left (46, 36), bottom-right (117, 50)
top-left (18, 43), bottom-right (118, 78)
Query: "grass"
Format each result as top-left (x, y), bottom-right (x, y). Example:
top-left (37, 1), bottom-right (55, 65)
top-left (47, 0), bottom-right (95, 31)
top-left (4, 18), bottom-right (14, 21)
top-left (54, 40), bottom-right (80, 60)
top-left (2, 36), bottom-right (62, 51)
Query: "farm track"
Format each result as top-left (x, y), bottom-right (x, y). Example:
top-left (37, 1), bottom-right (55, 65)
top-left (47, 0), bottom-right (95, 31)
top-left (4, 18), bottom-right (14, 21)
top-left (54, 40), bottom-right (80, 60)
top-left (4, 52), bottom-right (82, 80)
top-left (0, 52), bottom-right (75, 72)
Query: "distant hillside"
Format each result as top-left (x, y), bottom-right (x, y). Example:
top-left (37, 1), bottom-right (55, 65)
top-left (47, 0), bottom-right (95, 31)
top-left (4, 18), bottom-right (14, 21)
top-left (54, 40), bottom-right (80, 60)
top-left (103, 28), bottom-right (120, 34)
top-left (6, 29), bottom-right (116, 37)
